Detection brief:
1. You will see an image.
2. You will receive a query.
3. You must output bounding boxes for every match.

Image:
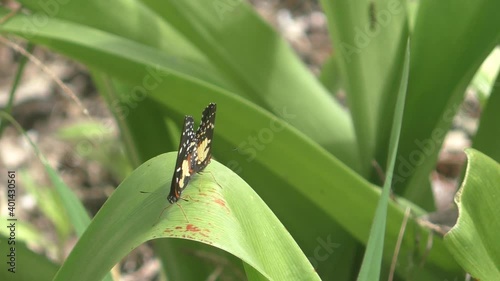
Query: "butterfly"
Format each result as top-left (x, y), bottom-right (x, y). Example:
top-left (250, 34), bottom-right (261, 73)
top-left (167, 103), bottom-right (217, 203)
top-left (167, 115), bottom-right (197, 203)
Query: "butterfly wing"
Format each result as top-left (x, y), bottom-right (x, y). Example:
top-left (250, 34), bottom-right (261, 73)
top-left (168, 116), bottom-right (197, 203)
top-left (193, 103), bottom-right (216, 173)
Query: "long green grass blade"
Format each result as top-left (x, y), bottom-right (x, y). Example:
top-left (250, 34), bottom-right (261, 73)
top-left (357, 40), bottom-right (410, 280)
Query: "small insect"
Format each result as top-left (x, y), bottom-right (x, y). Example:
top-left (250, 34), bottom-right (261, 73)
top-left (162, 103), bottom-right (218, 222)
top-left (369, 1), bottom-right (377, 31)
top-left (167, 116), bottom-right (197, 204)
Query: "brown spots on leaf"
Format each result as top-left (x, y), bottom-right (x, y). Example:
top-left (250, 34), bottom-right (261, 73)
top-left (213, 198), bottom-right (226, 208)
top-left (213, 198), bottom-right (230, 214)
top-left (186, 224), bottom-right (201, 232)
top-left (163, 223), bottom-right (214, 243)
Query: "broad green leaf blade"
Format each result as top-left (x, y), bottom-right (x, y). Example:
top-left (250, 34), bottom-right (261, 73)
top-left (357, 40), bottom-right (409, 281)
top-left (90, 72), bottom-right (175, 165)
top-left (0, 236), bottom-right (59, 281)
top-left (473, 72), bottom-right (500, 163)
top-left (444, 149), bottom-right (500, 280)
top-left (154, 238), bottom-right (246, 280)
top-left (321, 0), bottom-right (408, 174)
top-left (1, 1), bottom-right (360, 172)
top-left (147, 84), bottom-right (461, 279)
top-left (138, 0), bottom-right (359, 170)
top-left (53, 153), bottom-right (321, 281)
top-left (395, 0), bottom-right (500, 207)
top-left (0, 6), bottom-right (465, 279)
top-left (318, 53), bottom-right (342, 95)
top-left (92, 74), bottom-right (236, 280)
top-left (3, 11), bottom-right (361, 275)
top-left (0, 50), bottom-right (457, 281)
top-left (90, 61), bottom-right (359, 280)
top-left (93, 76), bottom-right (461, 279)
top-left (15, 0), bottom-right (232, 90)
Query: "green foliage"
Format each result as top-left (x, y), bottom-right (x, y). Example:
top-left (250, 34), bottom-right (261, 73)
top-left (0, 0), bottom-right (499, 280)
top-left (358, 41), bottom-right (409, 281)
top-left (444, 149), bottom-right (500, 280)
top-left (53, 154), bottom-right (321, 281)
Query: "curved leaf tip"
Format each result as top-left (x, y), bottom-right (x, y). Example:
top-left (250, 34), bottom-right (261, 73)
top-left (444, 148), bottom-right (500, 280)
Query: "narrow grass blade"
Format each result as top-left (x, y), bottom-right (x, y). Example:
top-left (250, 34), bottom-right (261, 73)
top-left (357, 40), bottom-right (410, 280)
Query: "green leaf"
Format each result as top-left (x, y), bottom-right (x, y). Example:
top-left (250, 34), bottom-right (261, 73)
top-left (395, 0), bottom-right (500, 207)
top-left (1, 1), bottom-right (360, 172)
top-left (0, 2), bottom-right (475, 278)
top-left (470, 47), bottom-right (500, 104)
top-left (321, 0), bottom-right (408, 175)
top-left (53, 153), bottom-right (321, 281)
top-left (444, 149), bottom-right (500, 280)
top-left (357, 39), bottom-right (410, 281)
top-left (318, 53), bottom-right (342, 95)
top-left (0, 236), bottom-right (59, 281)
top-left (0, 13), bottom-right (360, 275)
top-left (473, 71), bottom-right (500, 163)
top-left (139, 0), bottom-right (359, 169)
top-left (139, 84), bottom-right (460, 279)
